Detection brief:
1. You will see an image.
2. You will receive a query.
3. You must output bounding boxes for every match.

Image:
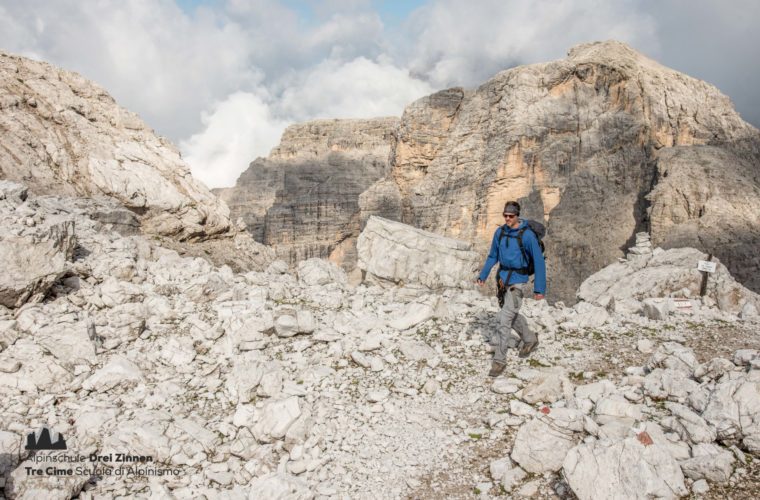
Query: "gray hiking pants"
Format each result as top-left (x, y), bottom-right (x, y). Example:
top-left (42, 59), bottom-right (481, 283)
top-left (492, 282), bottom-right (536, 364)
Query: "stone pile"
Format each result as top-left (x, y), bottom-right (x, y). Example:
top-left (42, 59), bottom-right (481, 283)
top-left (626, 231), bottom-right (653, 258)
top-left (485, 341), bottom-right (760, 498)
top-left (1, 183), bottom-right (759, 499)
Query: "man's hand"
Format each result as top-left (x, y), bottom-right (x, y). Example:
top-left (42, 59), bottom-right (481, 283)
top-left (534, 293), bottom-right (545, 300)
top-left (476, 279), bottom-right (486, 287)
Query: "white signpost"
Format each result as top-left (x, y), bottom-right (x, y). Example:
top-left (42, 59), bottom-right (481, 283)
top-left (697, 260), bottom-right (717, 273)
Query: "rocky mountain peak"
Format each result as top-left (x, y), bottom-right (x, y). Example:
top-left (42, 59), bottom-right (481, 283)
top-left (0, 50), bottom-right (233, 242)
top-left (1, 43), bottom-right (760, 498)
top-left (221, 41), bottom-right (760, 304)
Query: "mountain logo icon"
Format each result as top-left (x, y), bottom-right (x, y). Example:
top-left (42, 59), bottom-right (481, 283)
top-left (25, 426), bottom-right (67, 450)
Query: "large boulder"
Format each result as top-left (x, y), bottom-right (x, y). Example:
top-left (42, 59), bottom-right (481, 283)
top-left (679, 443), bottom-right (735, 483)
top-left (578, 247), bottom-right (760, 314)
top-left (701, 371), bottom-right (760, 454)
top-left (511, 417), bottom-right (578, 473)
top-left (563, 435), bottom-right (688, 499)
top-left (0, 218), bottom-right (76, 308)
top-left (356, 216), bottom-right (480, 289)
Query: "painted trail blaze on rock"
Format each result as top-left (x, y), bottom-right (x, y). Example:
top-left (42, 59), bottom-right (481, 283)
top-left (637, 431), bottom-right (654, 446)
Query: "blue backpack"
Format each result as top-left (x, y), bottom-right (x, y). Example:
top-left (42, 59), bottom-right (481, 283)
top-left (495, 220), bottom-right (546, 306)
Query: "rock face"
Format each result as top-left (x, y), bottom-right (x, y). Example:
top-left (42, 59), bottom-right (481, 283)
top-left (215, 118), bottom-right (398, 271)
top-left (356, 215), bottom-right (480, 289)
top-left (0, 50), bottom-right (232, 241)
top-left (0, 182), bottom-right (77, 308)
top-left (647, 145), bottom-right (760, 293)
top-left (385, 40), bottom-right (760, 303)
top-left (224, 40), bottom-right (760, 302)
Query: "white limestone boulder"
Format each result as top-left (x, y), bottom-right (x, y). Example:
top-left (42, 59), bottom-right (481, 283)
top-left (0, 219), bottom-right (76, 308)
top-left (274, 314), bottom-right (299, 338)
top-left (357, 216), bottom-right (480, 290)
top-left (679, 443), bottom-right (735, 483)
top-left (594, 395), bottom-right (643, 425)
top-left (642, 368), bottom-right (699, 401)
top-left (572, 301), bottom-right (610, 328)
top-left (251, 397), bottom-right (302, 443)
top-left (226, 358), bottom-right (266, 403)
top-left (646, 342), bottom-right (700, 375)
top-left (297, 258), bottom-right (347, 286)
top-left (387, 303), bottom-right (434, 331)
top-left (511, 418), bottom-right (578, 473)
top-left (701, 371), bottom-right (760, 454)
top-left (577, 247), bottom-right (760, 314)
top-left (521, 369), bottom-right (573, 405)
top-left (82, 356), bottom-right (143, 392)
top-left (398, 340), bottom-right (438, 363)
top-left (642, 298), bottom-right (673, 320)
top-left (661, 402), bottom-right (716, 444)
top-left (563, 434), bottom-right (688, 499)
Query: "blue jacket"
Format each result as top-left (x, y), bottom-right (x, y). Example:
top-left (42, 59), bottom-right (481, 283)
top-left (478, 220), bottom-right (546, 295)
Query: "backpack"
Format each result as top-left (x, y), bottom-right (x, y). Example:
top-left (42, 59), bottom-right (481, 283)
top-left (495, 220), bottom-right (546, 307)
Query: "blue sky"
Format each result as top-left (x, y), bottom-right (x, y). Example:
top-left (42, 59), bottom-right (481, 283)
top-left (176, 0), bottom-right (427, 25)
top-left (1, 0), bottom-right (758, 188)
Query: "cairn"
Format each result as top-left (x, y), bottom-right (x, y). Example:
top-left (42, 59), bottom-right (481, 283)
top-left (626, 232), bottom-right (653, 260)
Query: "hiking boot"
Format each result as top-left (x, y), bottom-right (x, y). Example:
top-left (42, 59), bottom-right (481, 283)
top-left (518, 339), bottom-right (539, 358)
top-left (488, 361), bottom-right (506, 378)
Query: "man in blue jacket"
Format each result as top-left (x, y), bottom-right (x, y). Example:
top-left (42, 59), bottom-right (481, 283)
top-left (477, 201), bottom-right (546, 377)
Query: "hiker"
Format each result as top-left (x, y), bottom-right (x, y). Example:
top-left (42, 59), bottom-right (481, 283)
top-left (476, 201), bottom-right (546, 377)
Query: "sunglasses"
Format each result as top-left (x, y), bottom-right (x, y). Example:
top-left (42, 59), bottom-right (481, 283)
top-left (503, 213), bottom-right (517, 219)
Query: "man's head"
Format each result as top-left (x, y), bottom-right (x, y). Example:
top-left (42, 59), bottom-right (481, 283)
top-left (503, 201), bottom-right (520, 228)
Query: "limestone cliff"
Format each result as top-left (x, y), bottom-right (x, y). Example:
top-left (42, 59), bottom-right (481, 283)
top-left (218, 41), bottom-right (760, 302)
top-left (383, 41), bottom-right (760, 302)
top-left (215, 118), bottom-right (398, 272)
top-left (0, 50), bottom-right (232, 241)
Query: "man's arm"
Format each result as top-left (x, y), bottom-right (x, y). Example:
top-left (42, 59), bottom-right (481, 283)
top-left (477, 231), bottom-right (500, 283)
top-left (527, 232), bottom-right (546, 297)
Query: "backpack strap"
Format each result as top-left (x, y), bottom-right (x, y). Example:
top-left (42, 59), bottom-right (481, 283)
top-left (496, 224), bottom-right (507, 276)
top-left (497, 225), bottom-right (531, 278)
top-left (516, 227), bottom-right (529, 268)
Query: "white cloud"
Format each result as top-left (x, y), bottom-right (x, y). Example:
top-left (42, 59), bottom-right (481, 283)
top-left (0, 0), bottom-right (256, 139)
top-left (1, 0), bottom-right (757, 190)
top-left (180, 91), bottom-right (289, 188)
top-left (182, 57), bottom-right (433, 187)
top-left (404, 0), bottom-right (657, 88)
top-left (277, 56), bottom-right (434, 121)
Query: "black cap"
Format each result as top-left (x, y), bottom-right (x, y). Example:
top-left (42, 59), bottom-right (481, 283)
top-left (503, 201), bottom-right (520, 215)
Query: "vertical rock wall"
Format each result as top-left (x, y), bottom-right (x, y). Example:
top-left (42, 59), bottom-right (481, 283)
top-left (216, 118), bottom-right (398, 271)
top-left (220, 41), bottom-right (760, 302)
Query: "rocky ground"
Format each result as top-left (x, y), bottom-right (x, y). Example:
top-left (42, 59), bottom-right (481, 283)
top-left (1, 182), bottom-right (760, 500)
